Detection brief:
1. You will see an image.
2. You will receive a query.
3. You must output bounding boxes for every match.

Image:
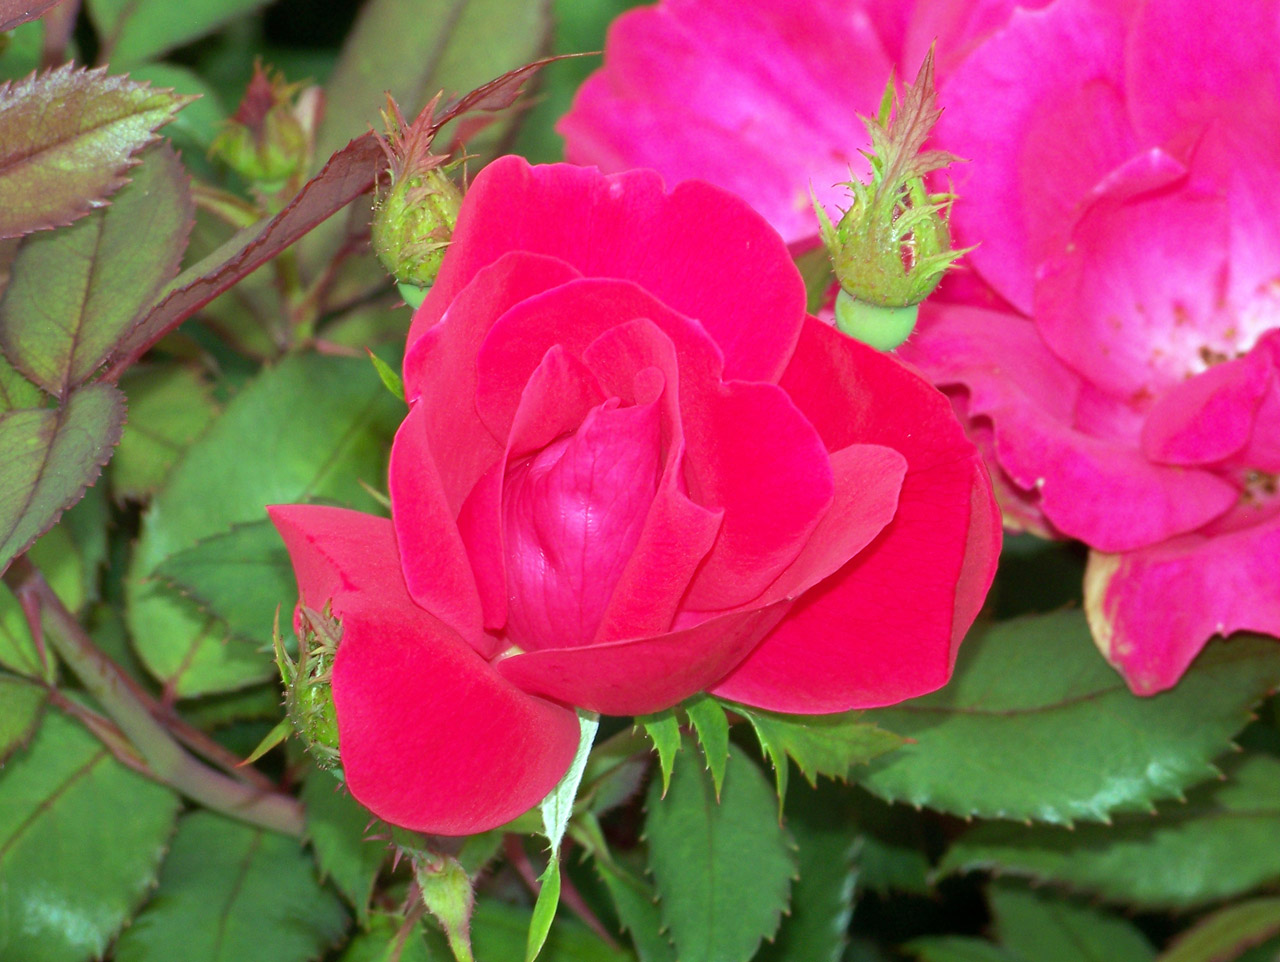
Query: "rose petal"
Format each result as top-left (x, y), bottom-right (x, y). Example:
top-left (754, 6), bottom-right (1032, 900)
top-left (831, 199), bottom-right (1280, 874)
top-left (497, 604), bottom-right (789, 715)
top-left (1127, 0), bottom-right (1280, 143)
top-left (401, 251), bottom-right (583, 504)
top-left (711, 317), bottom-right (1001, 711)
top-left (1034, 176), bottom-right (1232, 400)
top-left (754, 442), bottom-right (906, 606)
top-left (938, 0), bottom-right (1134, 312)
top-left (680, 378), bottom-right (835, 610)
top-left (504, 396), bottom-right (663, 652)
top-left (458, 345), bottom-right (607, 633)
top-left (1141, 349), bottom-right (1274, 465)
top-left (411, 156), bottom-right (805, 383)
top-left (267, 504), bottom-right (581, 835)
top-left (473, 277), bottom-right (723, 443)
top-left (388, 403), bottom-right (487, 651)
top-left (558, 0), bottom-right (891, 245)
top-left (906, 303), bottom-right (1242, 550)
top-left (583, 319), bottom-right (724, 641)
top-left (1085, 509), bottom-right (1280, 695)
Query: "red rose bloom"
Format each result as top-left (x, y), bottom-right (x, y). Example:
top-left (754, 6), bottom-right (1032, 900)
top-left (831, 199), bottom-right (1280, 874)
top-left (271, 156), bottom-right (999, 835)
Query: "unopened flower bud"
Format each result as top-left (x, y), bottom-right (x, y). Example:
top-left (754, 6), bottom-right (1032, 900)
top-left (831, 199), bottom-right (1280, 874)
top-left (274, 605), bottom-right (341, 769)
top-left (818, 50), bottom-right (970, 349)
top-left (211, 62), bottom-right (313, 185)
top-left (369, 94), bottom-right (466, 289)
top-left (371, 163), bottom-right (462, 288)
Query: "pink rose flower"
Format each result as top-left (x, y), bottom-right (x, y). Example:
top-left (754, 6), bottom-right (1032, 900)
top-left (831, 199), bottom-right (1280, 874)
top-left (558, 0), bottom-right (1028, 247)
top-left (271, 155), bottom-right (999, 835)
top-left (563, 0), bottom-right (1280, 696)
top-left (898, 0), bottom-right (1280, 694)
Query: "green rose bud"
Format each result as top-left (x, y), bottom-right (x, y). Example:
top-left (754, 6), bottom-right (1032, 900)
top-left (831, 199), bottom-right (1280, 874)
top-left (818, 50), bottom-right (971, 349)
top-left (371, 164), bottom-right (462, 288)
top-left (274, 605), bottom-right (341, 770)
top-left (210, 61), bottom-right (315, 186)
top-left (370, 94), bottom-right (465, 289)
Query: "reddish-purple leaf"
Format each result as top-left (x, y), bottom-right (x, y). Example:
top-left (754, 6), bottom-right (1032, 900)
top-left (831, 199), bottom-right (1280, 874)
top-left (0, 381), bottom-right (125, 574)
top-left (0, 144), bottom-right (193, 396)
top-left (102, 131), bottom-right (384, 379)
top-left (0, 64), bottom-right (193, 239)
top-left (0, 0), bottom-right (59, 32)
top-left (103, 58), bottom-right (563, 379)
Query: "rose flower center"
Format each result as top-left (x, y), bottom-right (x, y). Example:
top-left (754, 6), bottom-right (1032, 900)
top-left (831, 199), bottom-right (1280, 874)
top-left (501, 397), bottom-right (662, 652)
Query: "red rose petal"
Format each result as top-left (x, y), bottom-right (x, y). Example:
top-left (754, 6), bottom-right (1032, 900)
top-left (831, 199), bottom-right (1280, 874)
top-left (503, 396), bottom-right (663, 652)
top-left (711, 317), bottom-right (1000, 711)
top-left (388, 403), bottom-right (488, 652)
top-left (496, 604), bottom-right (789, 716)
top-left (267, 504), bottom-right (581, 835)
top-left (411, 156), bottom-right (805, 384)
top-left (401, 251), bottom-right (583, 506)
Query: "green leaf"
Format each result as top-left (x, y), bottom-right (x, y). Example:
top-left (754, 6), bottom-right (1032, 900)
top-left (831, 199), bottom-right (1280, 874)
top-left (0, 509), bottom-right (97, 678)
top-left (0, 672), bottom-right (45, 762)
top-left (857, 611), bottom-right (1280, 824)
top-left (0, 353), bottom-right (43, 412)
top-left (1160, 898), bottom-right (1280, 962)
top-left (0, 64), bottom-right (191, 238)
top-left (757, 783), bottom-right (858, 962)
top-left (0, 707), bottom-right (180, 962)
top-left (367, 349), bottom-right (406, 402)
top-left (112, 363), bottom-right (219, 500)
top-left (527, 858), bottom-right (563, 962)
top-left (114, 810), bottom-right (348, 962)
top-left (313, 0), bottom-right (550, 174)
top-left (685, 694), bottom-right (730, 798)
top-left (637, 710), bottom-right (681, 796)
top-left (906, 938), bottom-right (1024, 962)
top-left (88, 0), bottom-right (273, 66)
top-left (736, 703), bottom-right (906, 800)
top-left (0, 144), bottom-right (193, 395)
top-left (302, 768), bottom-right (386, 924)
top-left (153, 518), bottom-right (296, 643)
top-left (541, 711), bottom-right (599, 858)
top-left (338, 913), bottom-right (432, 962)
top-left (645, 740), bottom-right (795, 962)
top-left (989, 882), bottom-right (1155, 962)
top-left (128, 64), bottom-right (228, 151)
top-left (939, 754), bottom-right (1280, 910)
top-left (126, 353), bottom-right (401, 696)
top-left (596, 856), bottom-right (677, 962)
top-left (0, 381), bottom-right (125, 574)
top-left (471, 898), bottom-right (633, 962)
top-left (848, 787), bottom-right (933, 896)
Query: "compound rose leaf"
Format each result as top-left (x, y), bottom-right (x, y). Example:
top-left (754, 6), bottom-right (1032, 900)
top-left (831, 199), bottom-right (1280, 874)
top-left (0, 708), bottom-right (180, 962)
top-left (856, 610), bottom-right (1280, 824)
top-left (0, 64), bottom-right (192, 239)
top-left (0, 381), bottom-right (125, 575)
top-left (645, 741), bottom-right (794, 962)
top-left (0, 144), bottom-right (192, 396)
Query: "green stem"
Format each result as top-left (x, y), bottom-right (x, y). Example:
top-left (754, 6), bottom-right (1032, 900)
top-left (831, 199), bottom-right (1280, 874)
top-left (5, 556), bottom-right (304, 837)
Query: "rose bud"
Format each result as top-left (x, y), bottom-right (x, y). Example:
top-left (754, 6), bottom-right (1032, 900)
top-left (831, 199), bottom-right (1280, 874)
top-left (370, 96), bottom-right (464, 289)
top-left (816, 52), bottom-right (968, 350)
top-left (211, 61), bottom-right (313, 186)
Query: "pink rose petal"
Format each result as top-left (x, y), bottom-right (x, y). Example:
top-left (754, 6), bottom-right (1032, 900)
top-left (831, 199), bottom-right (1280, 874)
top-left (1085, 508), bottom-right (1280, 695)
